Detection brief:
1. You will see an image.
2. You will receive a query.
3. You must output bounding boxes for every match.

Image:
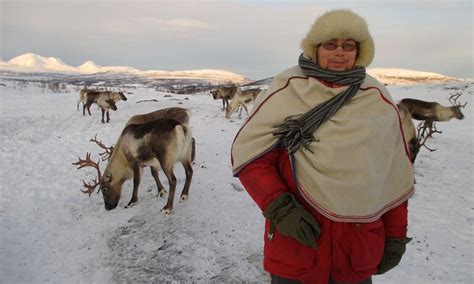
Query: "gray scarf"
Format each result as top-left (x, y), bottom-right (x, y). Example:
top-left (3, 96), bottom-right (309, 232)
top-left (273, 54), bottom-right (366, 154)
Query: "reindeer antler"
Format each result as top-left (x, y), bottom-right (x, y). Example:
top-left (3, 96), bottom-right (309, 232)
top-left (72, 152), bottom-right (102, 195)
top-left (415, 120), bottom-right (442, 153)
top-left (449, 93), bottom-right (467, 108)
top-left (90, 135), bottom-right (114, 161)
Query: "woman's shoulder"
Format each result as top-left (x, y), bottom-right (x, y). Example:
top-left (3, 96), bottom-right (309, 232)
top-left (257, 66), bottom-right (304, 99)
top-left (362, 73), bottom-right (388, 91)
top-left (273, 66), bottom-right (306, 83)
top-left (361, 73), bottom-right (396, 103)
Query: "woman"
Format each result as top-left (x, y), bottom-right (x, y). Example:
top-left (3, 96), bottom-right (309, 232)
top-left (231, 9), bottom-right (414, 284)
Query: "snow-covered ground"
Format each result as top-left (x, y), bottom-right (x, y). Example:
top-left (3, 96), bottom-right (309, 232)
top-left (0, 80), bottom-right (472, 283)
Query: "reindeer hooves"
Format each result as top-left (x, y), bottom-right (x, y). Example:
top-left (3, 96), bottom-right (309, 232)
top-left (156, 191), bottom-right (166, 198)
top-left (161, 207), bottom-right (173, 215)
top-left (125, 201), bottom-right (137, 208)
top-left (180, 195), bottom-right (188, 202)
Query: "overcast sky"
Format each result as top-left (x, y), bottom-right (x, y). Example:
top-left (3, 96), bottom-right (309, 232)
top-left (1, 0), bottom-right (472, 80)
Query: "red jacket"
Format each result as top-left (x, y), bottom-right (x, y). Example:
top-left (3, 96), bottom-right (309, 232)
top-left (239, 145), bottom-right (408, 283)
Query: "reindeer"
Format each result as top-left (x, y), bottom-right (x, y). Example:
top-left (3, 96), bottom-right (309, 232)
top-left (210, 85), bottom-right (239, 110)
top-left (399, 93), bottom-right (467, 122)
top-left (77, 89), bottom-right (127, 111)
top-left (83, 91), bottom-right (127, 123)
top-left (225, 88), bottom-right (262, 119)
top-left (73, 108), bottom-right (194, 214)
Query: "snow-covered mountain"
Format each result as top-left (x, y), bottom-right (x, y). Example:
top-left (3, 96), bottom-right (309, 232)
top-left (0, 53), bottom-right (465, 85)
top-left (77, 61), bottom-right (103, 74)
top-left (367, 68), bottom-right (462, 85)
top-left (6, 53), bottom-right (78, 73)
top-left (1, 53), bottom-right (249, 85)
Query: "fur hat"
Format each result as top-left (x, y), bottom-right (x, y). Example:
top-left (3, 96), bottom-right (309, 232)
top-left (301, 9), bottom-right (375, 67)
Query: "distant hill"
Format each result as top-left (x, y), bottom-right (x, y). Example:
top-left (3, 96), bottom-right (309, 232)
top-left (0, 53), bottom-right (250, 85)
top-left (367, 68), bottom-right (462, 85)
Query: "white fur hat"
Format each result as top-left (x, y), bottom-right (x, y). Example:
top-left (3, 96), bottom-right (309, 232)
top-left (301, 9), bottom-right (375, 67)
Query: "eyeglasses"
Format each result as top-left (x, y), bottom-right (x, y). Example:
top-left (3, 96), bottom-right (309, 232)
top-left (321, 41), bottom-right (357, 52)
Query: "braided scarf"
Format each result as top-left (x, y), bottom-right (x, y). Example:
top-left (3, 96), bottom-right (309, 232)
top-left (272, 54), bottom-right (366, 154)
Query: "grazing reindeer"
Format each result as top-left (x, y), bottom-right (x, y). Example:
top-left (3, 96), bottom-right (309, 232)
top-left (210, 85), bottom-right (239, 110)
top-left (77, 89), bottom-right (127, 111)
top-left (73, 108), bottom-right (194, 214)
top-left (83, 91), bottom-right (127, 123)
top-left (399, 93), bottom-right (467, 122)
top-left (225, 88), bottom-right (262, 119)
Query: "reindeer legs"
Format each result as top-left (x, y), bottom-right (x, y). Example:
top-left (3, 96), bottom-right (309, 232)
top-left (83, 103), bottom-right (92, 116)
top-left (150, 166), bottom-right (166, 197)
top-left (126, 163), bottom-right (142, 208)
top-left (179, 161), bottom-right (193, 202)
top-left (222, 98), bottom-right (227, 111)
top-left (161, 164), bottom-right (177, 215)
top-left (238, 104), bottom-right (249, 119)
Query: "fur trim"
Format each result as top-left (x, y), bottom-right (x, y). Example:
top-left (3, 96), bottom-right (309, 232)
top-left (301, 9), bottom-right (375, 67)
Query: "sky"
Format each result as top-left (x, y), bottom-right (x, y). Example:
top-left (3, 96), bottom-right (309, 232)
top-left (1, 0), bottom-right (473, 80)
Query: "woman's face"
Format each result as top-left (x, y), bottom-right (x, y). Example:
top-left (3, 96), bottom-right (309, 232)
top-left (316, 38), bottom-right (357, 71)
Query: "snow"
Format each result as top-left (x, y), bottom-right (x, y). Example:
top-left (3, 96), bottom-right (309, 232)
top-left (0, 80), bottom-right (473, 283)
top-left (7, 53), bottom-right (78, 74)
top-left (367, 68), bottom-right (462, 85)
top-left (2, 53), bottom-right (249, 85)
top-left (77, 61), bottom-right (103, 74)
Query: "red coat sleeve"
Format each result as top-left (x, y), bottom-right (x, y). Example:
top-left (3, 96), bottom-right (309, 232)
top-left (238, 146), bottom-right (288, 212)
top-left (382, 201), bottom-right (408, 238)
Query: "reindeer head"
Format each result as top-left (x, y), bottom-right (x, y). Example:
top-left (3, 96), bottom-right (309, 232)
top-left (448, 93), bottom-right (467, 120)
top-left (118, 91), bottom-right (128, 101)
top-left (106, 99), bottom-right (118, 111)
top-left (99, 139), bottom-right (134, 210)
top-left (100, 168), bottom-right (125, 210)
top-left (210, 89), bottom-right (219, 100)
top-left (73, 136), bottom-right (121, 210)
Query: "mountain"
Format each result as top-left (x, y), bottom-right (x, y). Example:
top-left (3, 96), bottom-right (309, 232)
top-left (367, 68), bottom-right (462, 85)
top-left (7, 53), bottom-right (78, 73)
top-left (77, 61), bottom-right (103, 74)
top-left (1, 53), bottom-right (249, 85)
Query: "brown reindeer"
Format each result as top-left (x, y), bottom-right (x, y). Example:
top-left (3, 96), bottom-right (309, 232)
top-left (83, 91), bottom-right (127, 123)
top-left (77, 89), bottom-right (127, 111)
top-left (399, 93), bottom-right (467, 122)
top-left (225, 88), bottom-right (262, 119)
top-left (210, 85), bottom-right (239, 110)
top-left (73, 108), bottom-right (194, 213)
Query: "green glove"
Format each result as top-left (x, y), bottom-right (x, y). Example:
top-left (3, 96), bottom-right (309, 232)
top-left (263, 192), bottom-right (321, 248)
top-left (376, 237), bottom-right (412, 274)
